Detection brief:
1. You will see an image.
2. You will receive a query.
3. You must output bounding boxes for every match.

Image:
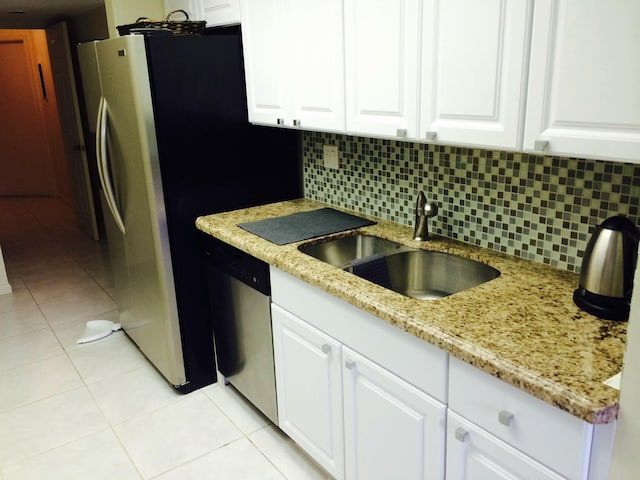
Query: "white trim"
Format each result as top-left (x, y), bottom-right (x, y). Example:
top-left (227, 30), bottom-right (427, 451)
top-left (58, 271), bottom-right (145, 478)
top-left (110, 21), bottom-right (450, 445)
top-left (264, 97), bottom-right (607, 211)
top-left (0, 245), bottom-right (12, 296)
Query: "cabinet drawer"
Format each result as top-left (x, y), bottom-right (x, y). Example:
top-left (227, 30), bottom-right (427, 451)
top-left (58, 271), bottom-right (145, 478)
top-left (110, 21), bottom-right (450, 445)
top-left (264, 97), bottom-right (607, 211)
top-left (449, 357), bottom-right (592, 479)
top-left (447, 411), bottom-right (564, 479)
top-left (271, 267), bottom-right (448, 402)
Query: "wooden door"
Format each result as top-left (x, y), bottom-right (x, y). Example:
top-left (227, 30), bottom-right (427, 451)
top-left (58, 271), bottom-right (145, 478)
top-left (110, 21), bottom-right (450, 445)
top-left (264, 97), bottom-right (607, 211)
top-left (0, 30), bottom-right (54, 195)
top-left (46, 22), bottom-right (99, 240)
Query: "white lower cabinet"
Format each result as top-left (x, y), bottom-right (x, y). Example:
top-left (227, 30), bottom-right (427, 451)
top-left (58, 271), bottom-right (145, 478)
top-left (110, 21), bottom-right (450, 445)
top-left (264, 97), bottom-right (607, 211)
top-left (448, 357), bottom-right (616, 480)
top-left (270, 267), bottom-right (615, 480)
top-left (446, 412), bottom-right (564, 480)
top-left (342, 347), bottom-right (446, 480)
top-left (271, 267), bottom-right (448, 480)
top-left (272, 304), bottom-right (345, 479)
top-left (272, 304), bottom-right (447, 480)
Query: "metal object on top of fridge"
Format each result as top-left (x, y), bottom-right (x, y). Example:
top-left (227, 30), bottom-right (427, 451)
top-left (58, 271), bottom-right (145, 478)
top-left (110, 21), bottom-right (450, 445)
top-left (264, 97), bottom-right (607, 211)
top-left (91, 29), bottom-right (301, 392)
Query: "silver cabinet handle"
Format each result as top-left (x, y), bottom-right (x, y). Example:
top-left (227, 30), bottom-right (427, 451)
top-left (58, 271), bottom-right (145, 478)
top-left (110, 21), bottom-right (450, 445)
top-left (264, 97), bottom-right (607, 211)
top-left (277, 118), bottom-right (285, 125)
top-left (455, 427), bottom-right (469, 442)
top-left (321, 344), bottom-right (331, 354)
top-left (396, 128), bottom-right (407, 138)
top-left (345, 360), bottom-right (355, 370)
top-left (293, 119), bottom-right (301, 127)
top-left (425, 131), bottom-right (437, 141)
top-left (498, 410), bottom-right (514, 427)
top-left (534, 140), bottom-right (549, 151)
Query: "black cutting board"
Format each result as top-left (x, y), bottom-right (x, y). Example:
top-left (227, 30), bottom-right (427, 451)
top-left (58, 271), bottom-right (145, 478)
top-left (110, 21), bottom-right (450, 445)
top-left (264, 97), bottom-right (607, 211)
top-left (237, 208), bottom-right (375, 245)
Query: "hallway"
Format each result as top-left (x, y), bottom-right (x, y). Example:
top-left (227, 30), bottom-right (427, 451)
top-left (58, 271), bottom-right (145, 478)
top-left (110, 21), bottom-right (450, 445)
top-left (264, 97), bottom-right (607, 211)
top-left (0, 197), bottom-right (328, 479)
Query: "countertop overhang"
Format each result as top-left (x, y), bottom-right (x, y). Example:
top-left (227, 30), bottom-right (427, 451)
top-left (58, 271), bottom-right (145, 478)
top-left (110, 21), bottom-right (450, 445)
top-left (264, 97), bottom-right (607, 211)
top-left (196, 199), bottom-right (625, 424)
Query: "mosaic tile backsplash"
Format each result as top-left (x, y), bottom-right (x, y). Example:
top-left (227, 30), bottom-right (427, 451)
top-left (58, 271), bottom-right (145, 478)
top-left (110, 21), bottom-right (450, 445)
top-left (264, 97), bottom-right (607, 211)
top-left (302, 131), bottom-right (640, 272)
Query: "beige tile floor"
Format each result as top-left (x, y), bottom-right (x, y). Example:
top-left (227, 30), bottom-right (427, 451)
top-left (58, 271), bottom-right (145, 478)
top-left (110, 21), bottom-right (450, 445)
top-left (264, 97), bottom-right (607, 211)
top-left (0, 197), bottom-right (330, 480)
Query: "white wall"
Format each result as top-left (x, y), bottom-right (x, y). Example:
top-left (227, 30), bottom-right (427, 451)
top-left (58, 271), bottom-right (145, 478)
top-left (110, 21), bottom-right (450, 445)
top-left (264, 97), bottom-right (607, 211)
top-left (103, 0), bottom-right (164, 38)
top-left (610, 258), bottom-right (640, 477)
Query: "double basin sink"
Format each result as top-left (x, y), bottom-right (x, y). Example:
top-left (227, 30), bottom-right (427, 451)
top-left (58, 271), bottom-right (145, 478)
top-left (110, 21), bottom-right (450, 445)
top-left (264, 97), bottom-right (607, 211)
top-left (299, 234), bottom-right (500, 300)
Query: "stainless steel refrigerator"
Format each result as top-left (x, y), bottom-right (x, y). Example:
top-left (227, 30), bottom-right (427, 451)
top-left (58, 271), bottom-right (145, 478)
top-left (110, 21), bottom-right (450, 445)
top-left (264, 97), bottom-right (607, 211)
top-left (92, 29), bottom-right (301, 393)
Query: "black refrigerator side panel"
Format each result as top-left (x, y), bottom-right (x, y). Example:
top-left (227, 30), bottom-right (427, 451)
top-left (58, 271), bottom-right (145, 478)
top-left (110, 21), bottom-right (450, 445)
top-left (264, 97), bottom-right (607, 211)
top-left (144, 34), bottom-right (301, 392)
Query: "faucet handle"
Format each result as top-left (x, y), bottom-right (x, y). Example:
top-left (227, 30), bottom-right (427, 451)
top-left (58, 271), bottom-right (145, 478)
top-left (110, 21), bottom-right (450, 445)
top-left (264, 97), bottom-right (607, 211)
top-left (413, 191), bottom-right (438, 241)
top-left (424, 201), bottom-right (438, 218)
top-left (416, 191), bottom-right (438, 217)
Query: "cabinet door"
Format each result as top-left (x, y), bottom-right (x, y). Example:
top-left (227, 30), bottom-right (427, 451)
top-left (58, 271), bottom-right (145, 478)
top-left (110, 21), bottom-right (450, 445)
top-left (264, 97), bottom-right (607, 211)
top-left (524, 0), bottom-right (640, 162)
top-left (240, 0), bottom-right (289, 125)
top-left (271, 304), bottom-right (345, 480)
top-left (446, 412), bottom-right (564, 480)
top-left (164, 0), bottom-right (201, 19)
top-left (344, 0), bottom-right (421, 139)
top-left (201, 0), bottom-right (240, 26)
top-left (420, 0), bottom-right (532, 149)
top-left (288, 0), bottom-right (345, 131)
top-left (342, 347), bottom-right (446, 480)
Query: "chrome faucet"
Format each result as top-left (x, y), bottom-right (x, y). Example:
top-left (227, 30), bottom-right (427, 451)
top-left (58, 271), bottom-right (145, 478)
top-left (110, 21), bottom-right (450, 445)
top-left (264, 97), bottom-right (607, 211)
top-left (413, 191), bottom-right (438, 241)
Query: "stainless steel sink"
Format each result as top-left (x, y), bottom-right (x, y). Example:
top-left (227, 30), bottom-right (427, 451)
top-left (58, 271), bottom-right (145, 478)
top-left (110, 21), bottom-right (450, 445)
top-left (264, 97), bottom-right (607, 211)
top-left (299, 234), bottom-right (405, 268)
top-left (299, 234), bottom-right (500, 299)
top-left (379, 250), bottom-right (500, 300)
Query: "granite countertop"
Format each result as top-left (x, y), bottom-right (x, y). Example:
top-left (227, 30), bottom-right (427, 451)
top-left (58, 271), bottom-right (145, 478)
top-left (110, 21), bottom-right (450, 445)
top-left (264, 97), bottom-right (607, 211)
top-left (196, 198), bottom-right (626, 424)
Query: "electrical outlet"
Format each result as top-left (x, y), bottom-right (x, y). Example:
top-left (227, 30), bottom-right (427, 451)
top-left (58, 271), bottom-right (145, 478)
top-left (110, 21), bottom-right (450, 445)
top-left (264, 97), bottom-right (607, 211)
top-left (323, 145), bottom-right (339, 169)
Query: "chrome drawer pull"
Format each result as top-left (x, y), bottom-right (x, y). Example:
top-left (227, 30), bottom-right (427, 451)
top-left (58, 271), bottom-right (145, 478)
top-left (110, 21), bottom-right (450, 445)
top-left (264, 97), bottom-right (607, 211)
top-left (321, 344), bottom-right (331, 354)
top-left (455, 427), bottom-right (469, 442)
top-left (534, 140), bottom-right (549, 151)
top-left (425, 131), bottom-right (437, 141)
top-left (499, 410), bottom-right (514, 427)
top-left (345, 360), bottom-right (356, 370)
top-left (397, 128), bottom-right (407, 138)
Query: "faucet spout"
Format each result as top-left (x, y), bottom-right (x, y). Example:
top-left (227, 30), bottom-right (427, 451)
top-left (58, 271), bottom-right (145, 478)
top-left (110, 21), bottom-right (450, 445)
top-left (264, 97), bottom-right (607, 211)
top-left (413, 191), bottom-right (438, 241)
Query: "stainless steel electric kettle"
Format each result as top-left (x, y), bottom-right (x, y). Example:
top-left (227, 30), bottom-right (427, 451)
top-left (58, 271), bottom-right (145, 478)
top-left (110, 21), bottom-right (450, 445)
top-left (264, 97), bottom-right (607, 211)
top-left (573, 216), bottom-right (639, 320)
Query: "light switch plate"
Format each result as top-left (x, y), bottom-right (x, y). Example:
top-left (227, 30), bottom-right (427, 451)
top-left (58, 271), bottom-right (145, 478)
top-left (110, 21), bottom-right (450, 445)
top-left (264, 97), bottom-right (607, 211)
top-left (323, 145), bottom-right (339, 169)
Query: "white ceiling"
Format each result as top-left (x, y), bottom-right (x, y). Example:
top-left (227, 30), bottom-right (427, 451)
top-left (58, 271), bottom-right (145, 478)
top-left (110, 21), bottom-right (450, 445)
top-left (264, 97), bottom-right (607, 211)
top-left (0, 0), bottom-right (104, 29)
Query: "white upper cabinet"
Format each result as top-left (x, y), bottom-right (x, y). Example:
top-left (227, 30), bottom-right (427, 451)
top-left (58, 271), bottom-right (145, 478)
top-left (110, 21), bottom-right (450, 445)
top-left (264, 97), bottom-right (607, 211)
top-left (239, 0), bottom-right (288, 125)
top-left (164, 0), bottom-right (200, 20)
top-left (288, 0), bottom-right (345, 131)
top-left (524, 0), bottom-right (640, 163)
top-left (344, 0), bottom-right (421, 139)
top-left (201, 0), bottom-right (240, 26)
top-left (419, 0), bottom-right (533, 150)
top-left (164, 0), bottom-right (240, 26)
top-left (240, 0), bottom-right (345, 131)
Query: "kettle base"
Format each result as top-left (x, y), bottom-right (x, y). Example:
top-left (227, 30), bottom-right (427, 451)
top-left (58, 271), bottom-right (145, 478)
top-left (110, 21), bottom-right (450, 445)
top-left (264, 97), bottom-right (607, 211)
top-left (573, 288), bottom-right (630, 321)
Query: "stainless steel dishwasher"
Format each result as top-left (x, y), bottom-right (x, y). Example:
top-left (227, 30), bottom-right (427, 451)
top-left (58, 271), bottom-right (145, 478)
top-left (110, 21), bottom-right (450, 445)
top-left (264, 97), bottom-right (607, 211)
top-left (201, 234), bottom-right (278, 425)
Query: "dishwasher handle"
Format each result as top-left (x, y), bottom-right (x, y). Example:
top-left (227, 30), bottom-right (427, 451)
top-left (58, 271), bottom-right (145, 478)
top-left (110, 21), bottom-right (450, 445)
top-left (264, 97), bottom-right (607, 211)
top-left (202, 235), bottom-right (271, 296)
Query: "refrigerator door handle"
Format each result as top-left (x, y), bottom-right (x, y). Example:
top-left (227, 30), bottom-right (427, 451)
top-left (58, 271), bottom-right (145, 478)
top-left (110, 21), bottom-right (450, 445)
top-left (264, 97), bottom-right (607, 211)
top-left (96, 96), bottom-right (126, 234)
